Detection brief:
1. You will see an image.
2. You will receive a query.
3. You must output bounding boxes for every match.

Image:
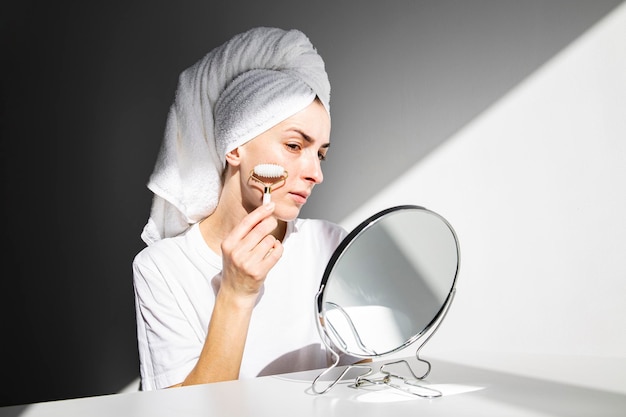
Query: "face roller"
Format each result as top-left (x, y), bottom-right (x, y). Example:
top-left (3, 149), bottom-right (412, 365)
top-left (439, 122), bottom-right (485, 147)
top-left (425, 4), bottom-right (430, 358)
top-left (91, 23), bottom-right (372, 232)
top-left (249, 164), bottom-right (288, 204)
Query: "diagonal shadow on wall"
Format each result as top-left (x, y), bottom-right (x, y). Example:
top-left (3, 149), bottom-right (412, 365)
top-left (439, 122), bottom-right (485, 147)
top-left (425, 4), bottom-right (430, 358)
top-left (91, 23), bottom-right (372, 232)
top-left (300, 0), bottom-right (625, 224)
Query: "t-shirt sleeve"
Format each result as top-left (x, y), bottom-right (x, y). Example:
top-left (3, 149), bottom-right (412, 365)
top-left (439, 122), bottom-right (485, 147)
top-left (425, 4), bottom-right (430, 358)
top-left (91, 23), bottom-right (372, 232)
top-left (132, 249), bottom-right (204, 390)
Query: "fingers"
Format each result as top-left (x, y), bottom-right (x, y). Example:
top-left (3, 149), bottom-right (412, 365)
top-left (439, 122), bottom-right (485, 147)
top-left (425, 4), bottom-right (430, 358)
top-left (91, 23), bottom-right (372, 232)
top-left (237, 229), bottom-right (283, 268)
top-left (261, 236), bottom-right (284, 262)
top-left (223, 202), bottom-right (277, 254)
top-left (220, 202), bottom-right (284, 286)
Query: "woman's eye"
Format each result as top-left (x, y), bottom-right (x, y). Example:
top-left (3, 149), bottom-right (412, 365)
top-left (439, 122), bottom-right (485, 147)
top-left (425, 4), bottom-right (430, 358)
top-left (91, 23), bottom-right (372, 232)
top-left (286, 143), bottom-right (301, 151)
top-left (318, 152), bottom-right (327, 161)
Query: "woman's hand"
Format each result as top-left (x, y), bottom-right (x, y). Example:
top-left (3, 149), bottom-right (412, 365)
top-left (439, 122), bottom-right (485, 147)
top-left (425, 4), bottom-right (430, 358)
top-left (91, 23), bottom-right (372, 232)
top-left (219, 202), bottom-right (284, 308)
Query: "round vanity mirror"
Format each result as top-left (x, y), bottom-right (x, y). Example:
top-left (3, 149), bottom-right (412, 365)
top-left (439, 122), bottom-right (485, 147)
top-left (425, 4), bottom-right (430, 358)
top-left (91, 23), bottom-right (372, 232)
top-left (316, 205), bottom-right (460, 359)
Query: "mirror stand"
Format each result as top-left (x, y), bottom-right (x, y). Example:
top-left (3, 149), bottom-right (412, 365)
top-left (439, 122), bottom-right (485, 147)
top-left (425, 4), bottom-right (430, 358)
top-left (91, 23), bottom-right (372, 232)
top-left (311, 288), bottom-right (456, 397)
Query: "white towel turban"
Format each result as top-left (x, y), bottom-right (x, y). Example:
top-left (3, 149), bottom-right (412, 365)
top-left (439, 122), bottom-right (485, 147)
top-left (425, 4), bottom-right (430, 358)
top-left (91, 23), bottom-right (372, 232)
top-left (141, 27), bottom-right (331, 245)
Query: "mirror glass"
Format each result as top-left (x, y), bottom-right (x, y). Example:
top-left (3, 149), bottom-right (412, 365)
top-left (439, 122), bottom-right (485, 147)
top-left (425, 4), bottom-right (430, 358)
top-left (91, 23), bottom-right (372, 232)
top-left (316, 205), bottom-right (460, 358)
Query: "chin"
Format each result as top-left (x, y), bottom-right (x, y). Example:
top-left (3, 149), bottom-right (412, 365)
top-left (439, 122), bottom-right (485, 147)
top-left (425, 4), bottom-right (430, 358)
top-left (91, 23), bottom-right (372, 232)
top-left (274, 205), bottom-right (301, 222)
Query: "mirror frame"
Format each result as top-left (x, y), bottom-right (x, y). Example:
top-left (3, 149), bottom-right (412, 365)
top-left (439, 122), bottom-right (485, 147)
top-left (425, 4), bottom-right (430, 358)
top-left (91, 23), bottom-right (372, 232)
top-left (312, 205), bottom-right (461, 394)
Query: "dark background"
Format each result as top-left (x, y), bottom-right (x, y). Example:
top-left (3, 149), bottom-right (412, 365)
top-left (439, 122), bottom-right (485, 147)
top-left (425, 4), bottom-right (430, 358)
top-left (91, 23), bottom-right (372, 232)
top-left (1, 0), bottom-right (622, 407)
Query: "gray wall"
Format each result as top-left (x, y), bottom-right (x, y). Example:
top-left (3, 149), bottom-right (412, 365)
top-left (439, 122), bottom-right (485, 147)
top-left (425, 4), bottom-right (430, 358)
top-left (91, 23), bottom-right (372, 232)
top-left (1, 0), bottom-right (622, 407)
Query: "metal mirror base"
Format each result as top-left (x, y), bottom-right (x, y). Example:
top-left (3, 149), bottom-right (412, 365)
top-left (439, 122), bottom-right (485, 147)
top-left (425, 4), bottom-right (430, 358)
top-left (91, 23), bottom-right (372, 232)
top-left (311, 289), bottom-right (456, 397)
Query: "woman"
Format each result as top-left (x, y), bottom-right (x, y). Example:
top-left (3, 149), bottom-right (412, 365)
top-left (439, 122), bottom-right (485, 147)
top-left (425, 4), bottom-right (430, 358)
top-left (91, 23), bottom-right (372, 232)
top-left (132, 27), bottom-right (349, 390)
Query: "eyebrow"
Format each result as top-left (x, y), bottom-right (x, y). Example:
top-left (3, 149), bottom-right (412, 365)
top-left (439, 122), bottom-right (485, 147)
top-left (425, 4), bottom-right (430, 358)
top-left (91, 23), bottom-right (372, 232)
top-left (292, 129), bottom-right (331, 148)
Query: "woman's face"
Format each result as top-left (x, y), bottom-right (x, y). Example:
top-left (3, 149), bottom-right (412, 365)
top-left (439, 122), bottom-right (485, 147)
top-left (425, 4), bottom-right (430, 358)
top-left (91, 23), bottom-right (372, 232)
top-left (237, 99), bottom-right (331, 221)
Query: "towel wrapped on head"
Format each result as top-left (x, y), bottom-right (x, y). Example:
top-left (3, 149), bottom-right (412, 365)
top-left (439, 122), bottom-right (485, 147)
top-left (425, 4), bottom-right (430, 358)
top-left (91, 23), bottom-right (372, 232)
top-left (141, 27), bottom-right (331, 245)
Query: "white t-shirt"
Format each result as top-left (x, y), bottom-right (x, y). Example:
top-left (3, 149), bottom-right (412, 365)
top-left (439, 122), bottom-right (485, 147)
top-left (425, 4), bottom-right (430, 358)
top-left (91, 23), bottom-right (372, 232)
top-left (133, 218), bottom-right (347, 390)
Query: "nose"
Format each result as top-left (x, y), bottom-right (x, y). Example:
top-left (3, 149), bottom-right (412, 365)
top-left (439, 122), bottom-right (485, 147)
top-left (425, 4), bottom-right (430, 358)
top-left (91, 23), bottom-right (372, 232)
top-left (302, 151), bottom-right (324, 184)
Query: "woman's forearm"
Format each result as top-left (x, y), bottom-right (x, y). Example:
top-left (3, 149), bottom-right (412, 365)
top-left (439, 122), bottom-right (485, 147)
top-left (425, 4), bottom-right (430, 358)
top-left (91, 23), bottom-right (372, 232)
top-left (177, 289), bottom-right (256, 386)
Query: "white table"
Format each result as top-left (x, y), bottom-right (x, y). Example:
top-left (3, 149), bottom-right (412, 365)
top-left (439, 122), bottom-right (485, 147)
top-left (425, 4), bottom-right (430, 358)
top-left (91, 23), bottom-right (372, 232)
top-left (2, 352), bottom-right (625, 417)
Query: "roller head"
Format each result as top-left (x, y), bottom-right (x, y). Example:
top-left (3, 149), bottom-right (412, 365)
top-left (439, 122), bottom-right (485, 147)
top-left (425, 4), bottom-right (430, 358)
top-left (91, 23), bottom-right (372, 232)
top-left (253, 163), bottom-right (286, 178)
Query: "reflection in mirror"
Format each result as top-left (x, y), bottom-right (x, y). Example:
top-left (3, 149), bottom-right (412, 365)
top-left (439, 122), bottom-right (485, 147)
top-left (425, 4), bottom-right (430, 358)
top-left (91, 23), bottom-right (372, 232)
top-left (311, 205), bottom-right (460, 396)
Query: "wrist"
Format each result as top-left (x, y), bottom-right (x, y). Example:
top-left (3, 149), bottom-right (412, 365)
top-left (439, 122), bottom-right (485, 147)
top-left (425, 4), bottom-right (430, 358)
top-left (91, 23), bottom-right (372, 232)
top-left (215, 286), bottom-right (259, 312)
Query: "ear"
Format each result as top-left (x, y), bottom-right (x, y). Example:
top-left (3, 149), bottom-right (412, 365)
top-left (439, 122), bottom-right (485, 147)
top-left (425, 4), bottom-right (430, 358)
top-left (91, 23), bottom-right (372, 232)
top-left (224, 147), bottom-right (241, 167)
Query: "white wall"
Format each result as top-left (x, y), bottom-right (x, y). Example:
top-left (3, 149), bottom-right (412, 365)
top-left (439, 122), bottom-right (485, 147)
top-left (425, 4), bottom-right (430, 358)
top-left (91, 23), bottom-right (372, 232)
top-left (338, 3), bottom-right (626, 360)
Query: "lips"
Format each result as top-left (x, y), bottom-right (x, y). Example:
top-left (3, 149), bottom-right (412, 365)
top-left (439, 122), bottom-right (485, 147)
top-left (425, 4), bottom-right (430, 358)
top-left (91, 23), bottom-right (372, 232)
top-left (289, 190), bottom-right (310, 204)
